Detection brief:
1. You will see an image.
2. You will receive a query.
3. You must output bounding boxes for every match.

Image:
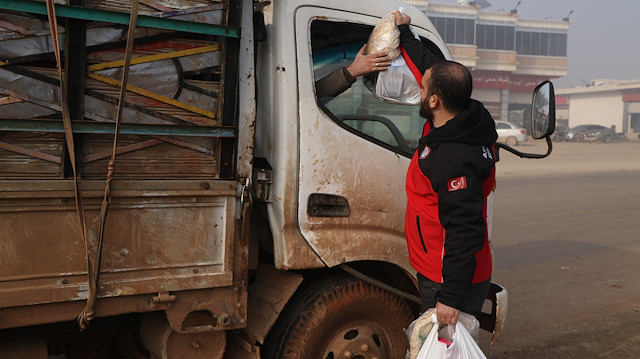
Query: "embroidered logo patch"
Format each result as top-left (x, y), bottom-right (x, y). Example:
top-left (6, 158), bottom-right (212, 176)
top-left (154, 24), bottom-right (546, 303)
top-left (447, 176), bottom-right (467, 191)
top-left (419, 145), bottom-right (431, 159)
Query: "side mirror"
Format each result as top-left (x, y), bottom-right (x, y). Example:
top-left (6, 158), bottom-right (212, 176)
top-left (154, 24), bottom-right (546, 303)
top-left (495, 81), bottom-right (556, 159)
top-left (531, 81), bottom-right (556, 139)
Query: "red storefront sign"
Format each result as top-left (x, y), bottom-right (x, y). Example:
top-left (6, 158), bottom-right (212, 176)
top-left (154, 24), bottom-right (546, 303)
top-left (622, 91), bottom-right (640, 102)
top-left (472, 71), bottom-right (510, 89)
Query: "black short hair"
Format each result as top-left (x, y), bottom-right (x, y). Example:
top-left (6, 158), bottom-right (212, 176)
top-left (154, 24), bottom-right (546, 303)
top-left (426, 61), bottom-right (472, 113)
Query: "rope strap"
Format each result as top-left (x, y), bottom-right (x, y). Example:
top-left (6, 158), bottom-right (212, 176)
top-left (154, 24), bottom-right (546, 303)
top-left (77, 0), bottom-right (140, 330)
top-left (44, 0), bottom-right (139, 330)
top-left (45, 0), bottom-right (90, 322)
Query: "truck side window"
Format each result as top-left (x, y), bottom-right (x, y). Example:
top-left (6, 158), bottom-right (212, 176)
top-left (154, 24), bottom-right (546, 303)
top-left (311, 19), bottom-right (443, 155)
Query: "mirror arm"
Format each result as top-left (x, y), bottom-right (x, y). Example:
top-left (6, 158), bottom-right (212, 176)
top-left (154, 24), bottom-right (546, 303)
top-left (495, 136), bottom-right (553, 159)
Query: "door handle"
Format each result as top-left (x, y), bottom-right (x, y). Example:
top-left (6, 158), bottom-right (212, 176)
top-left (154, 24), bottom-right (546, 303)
top-left (307, 193), bottom-right (350, 217)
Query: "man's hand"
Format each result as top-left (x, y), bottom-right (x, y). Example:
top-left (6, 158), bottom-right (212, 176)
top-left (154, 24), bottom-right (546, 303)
top-left (436, 301), bottom-right (460, 325)
top-left (395, 11), bottom-right (411, 26)
top-left (346, 45), bottom-right (391, 78)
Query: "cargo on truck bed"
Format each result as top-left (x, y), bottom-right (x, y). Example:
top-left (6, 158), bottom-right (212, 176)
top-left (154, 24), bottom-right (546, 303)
top-left (0, 0), bottom-right (249, 344)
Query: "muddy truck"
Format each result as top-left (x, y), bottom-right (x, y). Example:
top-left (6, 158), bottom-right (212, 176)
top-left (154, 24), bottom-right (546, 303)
top-left (0, 0), bottom-right (556, 358)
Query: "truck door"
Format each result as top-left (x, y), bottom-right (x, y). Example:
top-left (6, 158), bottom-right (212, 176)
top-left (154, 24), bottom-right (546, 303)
top-left (294, 7), bottom-right (448, 268)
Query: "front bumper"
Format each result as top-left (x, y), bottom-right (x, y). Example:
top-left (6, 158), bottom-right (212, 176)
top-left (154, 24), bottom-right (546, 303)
top-left (478, 283), bottom-right (508, 344)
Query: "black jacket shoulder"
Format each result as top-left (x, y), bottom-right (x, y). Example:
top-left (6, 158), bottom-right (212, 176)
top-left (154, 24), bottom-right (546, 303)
top-left (398, 24), bottom-right (441, 74)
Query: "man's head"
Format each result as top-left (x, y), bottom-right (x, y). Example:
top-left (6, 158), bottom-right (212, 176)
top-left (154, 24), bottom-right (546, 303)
top-left (420, 61), bottom-right (472, 122)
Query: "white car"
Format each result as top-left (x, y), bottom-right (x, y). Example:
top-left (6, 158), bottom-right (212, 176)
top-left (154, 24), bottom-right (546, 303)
top-left (495, 121), bottom-right (527, 146)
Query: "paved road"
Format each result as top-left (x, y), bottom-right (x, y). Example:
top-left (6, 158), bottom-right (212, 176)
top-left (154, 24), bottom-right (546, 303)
top-left (478, 141), bottom-right (640, 358)
top-left (494, 141), bottom-right (640, 178)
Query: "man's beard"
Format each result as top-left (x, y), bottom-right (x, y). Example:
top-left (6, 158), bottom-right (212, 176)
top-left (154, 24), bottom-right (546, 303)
top-left (420, 100), bottom-right (433, 121)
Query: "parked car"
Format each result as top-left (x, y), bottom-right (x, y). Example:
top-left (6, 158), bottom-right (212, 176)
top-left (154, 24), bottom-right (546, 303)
top-left (495, 121), bottom-right (527, 146)
top-left (562, 124), bottom-right (620, 142)
top-left (552, 125), bottom-right (570, 141)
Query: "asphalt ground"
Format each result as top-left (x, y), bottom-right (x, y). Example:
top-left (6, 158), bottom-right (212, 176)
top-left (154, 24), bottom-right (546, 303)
top-left (479, 139), bottom-right (640, 358)
top-left (494, 140), bottom-right (640, 178)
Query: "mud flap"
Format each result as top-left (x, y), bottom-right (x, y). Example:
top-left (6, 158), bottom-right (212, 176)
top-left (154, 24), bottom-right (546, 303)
top-left (245, 263), bottom-right (304, 344)
top-left (477, 283), bottom-right (508, 345)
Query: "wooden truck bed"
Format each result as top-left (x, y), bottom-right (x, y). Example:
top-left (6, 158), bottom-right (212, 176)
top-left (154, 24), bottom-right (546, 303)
top-left (0, 0), bottom-right (246, 330)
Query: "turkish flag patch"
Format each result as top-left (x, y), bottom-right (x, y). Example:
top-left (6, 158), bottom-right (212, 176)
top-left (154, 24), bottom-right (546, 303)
top-left (447, 176), bottom-right (467, 191)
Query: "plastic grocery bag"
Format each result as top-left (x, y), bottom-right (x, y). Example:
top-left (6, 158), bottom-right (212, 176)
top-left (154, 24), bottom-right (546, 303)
top-left (415, 314), bottom-right (487, 359)
top-left (365, 11), bottom-right (401, 60)
top-left (363, 8), bottom-right (422, 105)
top-left (406, 310), bottom-right (484, 359)
top-left (406, 308), bottom-right (438, 359)
top-left (374, 55), bottom-right (421, 105)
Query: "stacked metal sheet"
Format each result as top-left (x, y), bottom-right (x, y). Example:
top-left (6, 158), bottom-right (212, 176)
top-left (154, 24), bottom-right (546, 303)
top-left (0, 0), bottom-right (236, 179)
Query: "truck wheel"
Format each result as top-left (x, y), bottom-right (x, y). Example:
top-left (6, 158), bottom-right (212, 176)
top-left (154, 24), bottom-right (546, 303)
top-left (262, 274), bottom-right (413, 359)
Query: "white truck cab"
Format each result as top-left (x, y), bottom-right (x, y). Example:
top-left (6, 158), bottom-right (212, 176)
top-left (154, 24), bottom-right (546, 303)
top-left (256, 0), bottom-right (449, 272)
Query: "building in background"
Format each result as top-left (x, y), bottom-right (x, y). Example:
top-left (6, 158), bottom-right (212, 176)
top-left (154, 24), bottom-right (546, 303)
top-left (401, 0), bottom-right (569, 131)
top-left (556, 80), bottom-right (640, 138)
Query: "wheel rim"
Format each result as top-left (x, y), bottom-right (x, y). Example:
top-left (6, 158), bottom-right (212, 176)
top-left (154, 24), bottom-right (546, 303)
top-left (320, 319), bottom-right (394, 359)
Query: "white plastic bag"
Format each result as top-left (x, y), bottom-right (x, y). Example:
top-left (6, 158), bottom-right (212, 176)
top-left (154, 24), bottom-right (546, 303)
top-left (415, 314), bottom-right (447, 359)
top-left (375, 56), bottom-right (422, 105)
top-left (415, 314), bottom-right (487, 359)
top-left (406, 309), bottom-right (480, 359)
top-left (406, 308), bottom-right (438, 359)
top-left (364, 9), bottom-right (422, 105)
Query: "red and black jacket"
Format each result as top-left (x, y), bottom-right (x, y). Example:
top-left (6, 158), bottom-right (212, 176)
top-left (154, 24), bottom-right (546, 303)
top-left (405, 100), bottom-right (498, 310)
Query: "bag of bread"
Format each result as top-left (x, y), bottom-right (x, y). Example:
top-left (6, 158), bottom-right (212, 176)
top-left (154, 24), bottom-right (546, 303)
top-left (365, 11), bottom-right (401, 60)
top-left (405, 309), bottom-right (481, 359)
top-left (363, 9), bottom-right (422, 105)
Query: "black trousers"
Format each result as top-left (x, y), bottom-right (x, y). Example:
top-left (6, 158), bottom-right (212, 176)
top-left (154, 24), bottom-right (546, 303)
top-left (417, 273), bottom-right (491, 315)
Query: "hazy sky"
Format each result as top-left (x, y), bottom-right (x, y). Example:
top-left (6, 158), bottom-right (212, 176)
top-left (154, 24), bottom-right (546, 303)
top-left (436, 0), bottom-right (640, 89)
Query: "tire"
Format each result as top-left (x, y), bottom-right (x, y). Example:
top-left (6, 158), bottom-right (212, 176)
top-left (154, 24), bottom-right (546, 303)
top-left (506, 136), bottom-right (518, 146)
top-left (262, 274), bottom-right (413, 359)
top-left (602, 135), bottom-right (612, 143)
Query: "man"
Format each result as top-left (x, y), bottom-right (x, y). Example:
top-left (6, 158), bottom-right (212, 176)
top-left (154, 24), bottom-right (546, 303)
top-left (398, 12), bottom-right (498, 326)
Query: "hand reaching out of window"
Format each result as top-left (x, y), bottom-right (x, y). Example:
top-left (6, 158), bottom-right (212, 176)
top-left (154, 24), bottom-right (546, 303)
top-left (315, 44), bottom-right (391, 99)
top-left (346, 44), bottom-right (391, 78)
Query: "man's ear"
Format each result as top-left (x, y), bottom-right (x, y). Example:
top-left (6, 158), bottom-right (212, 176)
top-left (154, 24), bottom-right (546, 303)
top-left (429, 94), bottom-right (439, 109)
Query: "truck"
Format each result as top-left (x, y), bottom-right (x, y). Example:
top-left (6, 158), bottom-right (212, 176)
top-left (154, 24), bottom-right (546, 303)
top-left (0, 0), bottom-right (556, 358)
